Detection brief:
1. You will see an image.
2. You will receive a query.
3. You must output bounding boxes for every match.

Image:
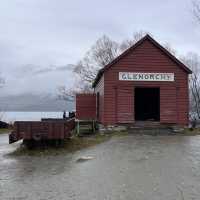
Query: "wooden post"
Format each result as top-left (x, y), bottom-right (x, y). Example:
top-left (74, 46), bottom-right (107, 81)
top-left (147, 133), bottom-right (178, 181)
top-left (114, 86), bottom-right (118, 124)
top-left (77, 120), bottom-right (80, 135)
top-left (92, 120), bottom-right (95, 133)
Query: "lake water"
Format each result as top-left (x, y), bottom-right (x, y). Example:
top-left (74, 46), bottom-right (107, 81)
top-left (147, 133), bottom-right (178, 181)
top-left (1, 111), bottom-right (66, 123)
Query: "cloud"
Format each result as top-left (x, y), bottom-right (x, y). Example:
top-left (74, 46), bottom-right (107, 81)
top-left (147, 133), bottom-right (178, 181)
top-left (0, 0), bottom-right (199, 97)
top-left (33, 67), bottom-right (53, 74)
top-left (55, 64), bottom-right (75, 71)
top-left (33, 64), bottom-right (74, 75)
top-left (34, 64), bottom-right (75, 74)
top-left (11, 64), bottom-right (74, 78)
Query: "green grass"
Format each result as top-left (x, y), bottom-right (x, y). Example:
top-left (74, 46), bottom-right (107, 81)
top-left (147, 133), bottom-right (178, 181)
top-left (10, 127), bottom-right (200, 157)
top-left (182, 128), bottom-right (200, 136)
top-left (0, 128), bottom-right (12, 134)
top-left (8, 131), bottom-right (129, 156)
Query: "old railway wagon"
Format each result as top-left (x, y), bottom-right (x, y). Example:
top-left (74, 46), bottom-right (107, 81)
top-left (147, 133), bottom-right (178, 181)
top-left (76, 35), bottom-right (192, 127)
top-left (9, 118), bottom-right (75, 146)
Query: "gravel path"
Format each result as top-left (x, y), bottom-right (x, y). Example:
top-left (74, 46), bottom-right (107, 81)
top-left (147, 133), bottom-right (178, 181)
top-left (0, 133), bottom-right (200, 200)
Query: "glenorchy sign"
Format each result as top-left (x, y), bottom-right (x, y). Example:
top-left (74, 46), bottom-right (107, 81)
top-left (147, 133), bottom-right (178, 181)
top-left (119, 72), bottom-right (174, 82)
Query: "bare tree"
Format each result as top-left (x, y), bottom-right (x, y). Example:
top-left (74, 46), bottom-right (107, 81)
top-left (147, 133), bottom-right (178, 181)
top-left (57, 86), bottom-right (75, 102)
top-left (121, 31), bottom-right (177, 56)
top-left (163, 43), bottom-right (177, 56)
top-left (181, 52), bottom-right (200, 121)
top-left (59, 31), bottom-right (178, 102)
top-left (73, 35), bottom-right (120, 87)
top-left (192, 0), bottom-right (200, 23)
top-left (120, 31), bottom-right (148, 51)
top-left (72, 31), bottom-right (149, 91)
top-left (58, 35), bottom-right (120, 100)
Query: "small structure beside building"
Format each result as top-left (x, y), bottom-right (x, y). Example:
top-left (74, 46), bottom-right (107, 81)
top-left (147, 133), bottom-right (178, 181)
top-left (76, 94), bottom-right (96, 134)
top-left (76, 35), bottom-right (192, 129)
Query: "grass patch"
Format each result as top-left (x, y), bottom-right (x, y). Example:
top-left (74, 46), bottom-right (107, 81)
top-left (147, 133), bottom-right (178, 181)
top-left (0, 128), bottom-right (12, 134)
top-left (182, 128), bottom-right (200, 136)
top-left (8, 131), bottom-right (128, 156)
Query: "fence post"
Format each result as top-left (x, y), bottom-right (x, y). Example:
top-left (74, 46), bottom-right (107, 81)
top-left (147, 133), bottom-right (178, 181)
top-left (77, 120), bottom-right (80, 135)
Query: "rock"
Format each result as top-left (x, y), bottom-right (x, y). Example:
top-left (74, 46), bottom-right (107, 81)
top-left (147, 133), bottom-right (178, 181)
top-left (76, 156), bottom-right (94, 162)
top-left (113, 126), bottom-right (127, 132)
top-left (98, 124), bottom-right (127, 133)
top-left (172, 126), bottom-right (184, 133)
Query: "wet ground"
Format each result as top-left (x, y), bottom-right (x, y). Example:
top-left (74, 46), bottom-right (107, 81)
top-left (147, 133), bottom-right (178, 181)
top-left (1, 132), bottom-right (200, 200)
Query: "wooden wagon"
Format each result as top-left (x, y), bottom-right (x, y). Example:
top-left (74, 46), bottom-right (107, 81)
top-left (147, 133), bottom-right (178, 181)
top-left (9, 118), bottom-right (75, 147)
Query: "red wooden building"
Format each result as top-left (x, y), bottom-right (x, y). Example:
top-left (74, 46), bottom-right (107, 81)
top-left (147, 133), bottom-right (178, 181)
top-left (76, 35), bottom-right (192, 127)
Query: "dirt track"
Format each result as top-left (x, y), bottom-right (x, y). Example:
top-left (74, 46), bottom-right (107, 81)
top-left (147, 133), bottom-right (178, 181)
top-left (1, 133), bottom-right (200, 200)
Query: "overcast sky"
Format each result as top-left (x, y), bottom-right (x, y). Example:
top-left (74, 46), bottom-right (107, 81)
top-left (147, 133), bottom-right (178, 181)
top-left (0, 0), bottom-right (199, 96)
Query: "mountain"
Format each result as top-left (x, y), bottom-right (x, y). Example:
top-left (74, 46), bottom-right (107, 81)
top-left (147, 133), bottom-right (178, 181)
top-left (0, 93), bottom-right (74, 111)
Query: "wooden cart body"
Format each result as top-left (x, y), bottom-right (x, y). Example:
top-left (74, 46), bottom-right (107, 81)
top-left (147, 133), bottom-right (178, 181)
top-left (9, 118), bottom-right (75, 144)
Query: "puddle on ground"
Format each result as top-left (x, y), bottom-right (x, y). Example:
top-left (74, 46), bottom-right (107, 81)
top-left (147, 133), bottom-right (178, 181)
top-left (1, 134), bottom-right (200, 199)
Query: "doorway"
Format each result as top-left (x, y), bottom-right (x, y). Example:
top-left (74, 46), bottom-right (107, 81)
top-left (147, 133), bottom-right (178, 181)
top-left (134, 87), bottom-right (160, 121)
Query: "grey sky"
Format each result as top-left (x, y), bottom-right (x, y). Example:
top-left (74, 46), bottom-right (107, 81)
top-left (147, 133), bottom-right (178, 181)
top-left (0, 0), bottom-right (199, 96)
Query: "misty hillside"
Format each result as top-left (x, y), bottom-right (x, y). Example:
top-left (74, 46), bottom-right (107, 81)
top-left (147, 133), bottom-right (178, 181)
top-left (0, 93), bottom-right (74, 111)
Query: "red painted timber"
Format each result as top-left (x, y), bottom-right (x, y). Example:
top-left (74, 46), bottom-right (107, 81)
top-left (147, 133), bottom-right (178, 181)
top-left (76, 93), bottom-right (96, 120)
top-left (94, 37), bottom-right (190, 126)
top-left (9, 118), bottom-right (75, 143)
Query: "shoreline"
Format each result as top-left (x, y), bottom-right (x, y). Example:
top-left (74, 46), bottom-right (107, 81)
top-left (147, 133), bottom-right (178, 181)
top-left (0, 128), bottom-right (12, 134)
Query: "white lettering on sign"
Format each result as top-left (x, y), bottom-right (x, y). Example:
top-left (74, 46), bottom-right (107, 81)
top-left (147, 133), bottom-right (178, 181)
top-left (119, 72), bottom-right (174, 82)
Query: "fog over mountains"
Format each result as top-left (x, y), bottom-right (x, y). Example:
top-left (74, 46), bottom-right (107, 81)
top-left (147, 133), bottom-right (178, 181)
top-left (0, 93), bottom-right (74, 112)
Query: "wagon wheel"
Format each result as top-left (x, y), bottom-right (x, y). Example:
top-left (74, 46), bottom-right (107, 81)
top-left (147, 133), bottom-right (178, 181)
top-left (32, 133), bottom-right (42, 141)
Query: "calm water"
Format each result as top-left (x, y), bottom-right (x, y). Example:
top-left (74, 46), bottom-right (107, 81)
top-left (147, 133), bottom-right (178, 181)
top-left (1, 111), bottom-right (66, 123)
